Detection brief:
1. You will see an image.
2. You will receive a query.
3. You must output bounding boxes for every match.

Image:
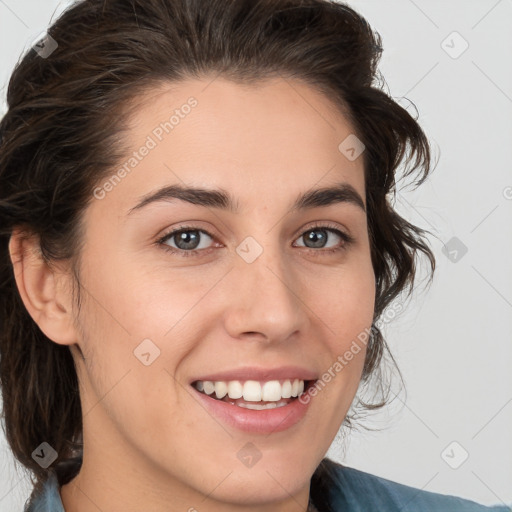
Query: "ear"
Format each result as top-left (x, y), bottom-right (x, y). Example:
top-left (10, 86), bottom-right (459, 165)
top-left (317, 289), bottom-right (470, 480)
top-left (8, 228), bottom-right (78, 346)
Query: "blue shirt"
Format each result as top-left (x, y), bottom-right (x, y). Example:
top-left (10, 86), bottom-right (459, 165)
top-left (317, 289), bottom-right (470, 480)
top-left (24, 457), bottom-right (511, 511)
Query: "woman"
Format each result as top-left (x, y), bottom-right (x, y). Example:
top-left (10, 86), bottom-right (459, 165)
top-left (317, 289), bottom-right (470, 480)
top-left (0, 0), bottom-right (509, 511)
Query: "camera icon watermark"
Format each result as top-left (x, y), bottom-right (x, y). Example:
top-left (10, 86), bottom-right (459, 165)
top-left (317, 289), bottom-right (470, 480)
top-left (441, 31), bottom-right (469, 59)
top-left (31, 32), bottom-right (58, 59)
top-left (32, 442), bottom-right (58, 469)
top-left (133, 338), bottom-right (161, 366)
top-left (338, 134), bottom-right (365, 161)
top-left (441, 236), bottom-right (468, 263)
top-left (441, 441), bottom-right (469, 469)
top-left (237, 442), bottom-right (262, 468)
top-left (236, 236), bottom-right (263, 264)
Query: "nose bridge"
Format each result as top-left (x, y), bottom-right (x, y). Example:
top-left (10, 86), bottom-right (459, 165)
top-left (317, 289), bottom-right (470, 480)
top-left (223, 234), bottom-right (306, 341)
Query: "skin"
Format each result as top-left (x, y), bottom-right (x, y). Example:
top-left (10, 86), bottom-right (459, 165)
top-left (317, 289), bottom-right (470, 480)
top-left (10, 77), bottom-right (375, 512)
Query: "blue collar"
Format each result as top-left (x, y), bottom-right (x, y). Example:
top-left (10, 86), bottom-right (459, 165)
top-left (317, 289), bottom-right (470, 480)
top-left (24, 457), bottom-right (510, 512)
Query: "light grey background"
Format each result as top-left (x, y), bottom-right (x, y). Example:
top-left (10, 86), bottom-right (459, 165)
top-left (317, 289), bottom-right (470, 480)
top-left (1, 0), bottom-right (511, 510)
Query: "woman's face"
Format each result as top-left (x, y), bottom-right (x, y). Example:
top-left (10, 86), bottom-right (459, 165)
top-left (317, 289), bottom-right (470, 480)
top-left (63, 77), bottom-right (375, 510)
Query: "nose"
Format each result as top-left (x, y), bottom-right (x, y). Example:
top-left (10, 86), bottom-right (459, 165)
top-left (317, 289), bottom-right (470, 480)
top-left (222, 245), bottom-right (309, 344)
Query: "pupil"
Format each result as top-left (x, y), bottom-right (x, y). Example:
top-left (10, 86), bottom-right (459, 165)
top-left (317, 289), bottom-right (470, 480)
top-left (306, 229), bottom-right (326, 248)
top-left (176, 230), bottom-right (199, 250)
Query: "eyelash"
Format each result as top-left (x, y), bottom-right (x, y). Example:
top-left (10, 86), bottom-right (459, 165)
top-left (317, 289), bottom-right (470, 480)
top-left (156, 222), bottom-right (355, 258)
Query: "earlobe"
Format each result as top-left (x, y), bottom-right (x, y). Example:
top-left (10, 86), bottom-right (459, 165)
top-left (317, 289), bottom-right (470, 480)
top-left (8, 228), bottom-right (78, 346)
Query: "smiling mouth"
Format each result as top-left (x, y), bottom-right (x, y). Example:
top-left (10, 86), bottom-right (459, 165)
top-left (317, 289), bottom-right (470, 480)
top-left (191, 380), bottom-right (316, 410)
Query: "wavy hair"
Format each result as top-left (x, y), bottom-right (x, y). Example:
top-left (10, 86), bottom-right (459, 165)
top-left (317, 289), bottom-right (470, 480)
top-left (0, 0), bottom-right (436, 499)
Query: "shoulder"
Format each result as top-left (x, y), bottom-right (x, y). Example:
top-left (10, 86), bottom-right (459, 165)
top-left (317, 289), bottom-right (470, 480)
top-left (24, 470), bottom-right (65, 512)
top-left (310, 457), bottom-right (511, 512)
top-left (24, 456), bottom-right (81, 512)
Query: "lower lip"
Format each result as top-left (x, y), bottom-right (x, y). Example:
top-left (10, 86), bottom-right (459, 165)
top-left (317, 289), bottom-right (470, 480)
top-left (191, 384), bottom-right (315, 434)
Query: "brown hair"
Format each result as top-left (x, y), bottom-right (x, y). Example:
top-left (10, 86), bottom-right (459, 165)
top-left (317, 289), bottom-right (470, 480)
top-left (0, 0), bottom-right (436, 499)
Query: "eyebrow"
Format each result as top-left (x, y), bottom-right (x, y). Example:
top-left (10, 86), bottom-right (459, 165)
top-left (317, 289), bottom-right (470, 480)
top-left (127, 182), bottom-right (366, 216)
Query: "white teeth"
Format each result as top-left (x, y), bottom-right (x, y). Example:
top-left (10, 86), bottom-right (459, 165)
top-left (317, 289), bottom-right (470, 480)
top-left (214, 381), bottom-right (228, 399)
top-left (281, 380), bottom-right (292, 398)
top-left (261, 380), bottom-right (282, 401)
top-left (203, 381), bottom-right (215, 395)
top-left (236, 401), bottom-right (289, 410)
top-left (227, 380), bottom-right (243, 399)
top-left (291, 379), bottom-right (299, 397)
top-left (194, 378), bottom-right (308, 402)
top-left (243, 380), bottom-right (262, 401)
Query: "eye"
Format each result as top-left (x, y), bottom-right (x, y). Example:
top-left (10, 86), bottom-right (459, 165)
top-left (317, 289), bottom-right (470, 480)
top-left (158, 225), bottom-right (216, 257)
top-left (293, 223), bottom-right (354, 254)
top-left (156, 222), bottom-right (354, 258)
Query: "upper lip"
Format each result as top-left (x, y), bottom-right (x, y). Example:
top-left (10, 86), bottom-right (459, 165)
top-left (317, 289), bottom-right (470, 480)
top-left (189, 365), bottom-right (319, 384)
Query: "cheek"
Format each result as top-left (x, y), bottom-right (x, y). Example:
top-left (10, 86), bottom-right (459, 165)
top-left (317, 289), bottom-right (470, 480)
top-left (74, 286), bottom-right (183, 438)
top-left (79, 223), bottom-right (375, 350)
top-left (314, 262), bottom-right (375, 333)
top-left (313, 264), bottom-right (375, 382)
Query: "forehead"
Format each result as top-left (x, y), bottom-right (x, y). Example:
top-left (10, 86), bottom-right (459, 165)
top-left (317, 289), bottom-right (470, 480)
top-left (95, 76), bottom-right (366, 214)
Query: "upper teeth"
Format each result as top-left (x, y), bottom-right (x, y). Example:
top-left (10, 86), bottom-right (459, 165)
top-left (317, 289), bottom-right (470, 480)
top-left (194, 379), bottom-right (306, 402)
